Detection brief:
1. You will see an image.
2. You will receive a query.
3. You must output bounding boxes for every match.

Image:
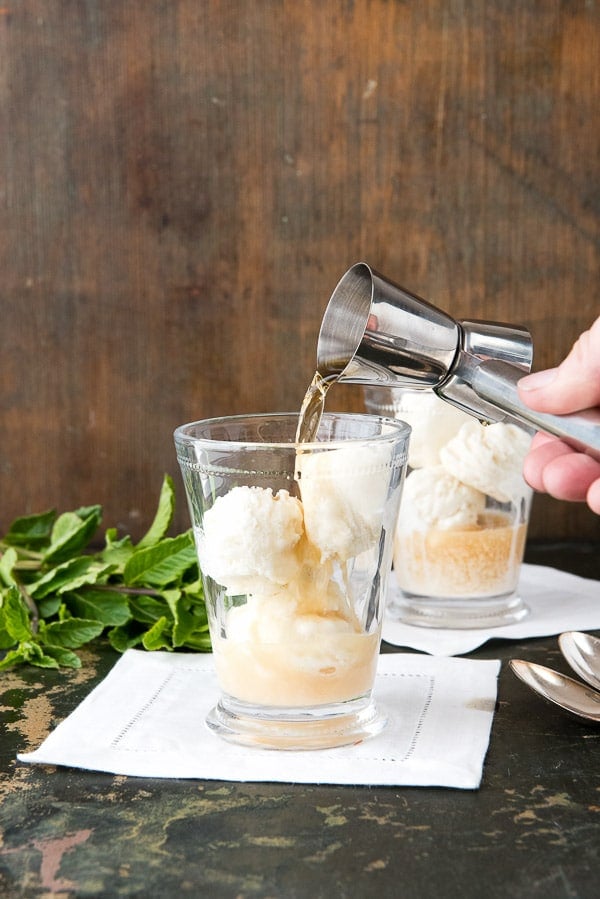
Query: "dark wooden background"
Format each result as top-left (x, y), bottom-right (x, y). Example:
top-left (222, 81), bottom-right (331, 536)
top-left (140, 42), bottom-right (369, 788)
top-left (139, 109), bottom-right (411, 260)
top-left (1, 1), bottom-right (599, 542)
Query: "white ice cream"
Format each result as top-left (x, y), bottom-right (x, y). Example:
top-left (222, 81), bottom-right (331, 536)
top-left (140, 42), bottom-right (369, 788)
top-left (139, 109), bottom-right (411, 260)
top-left (196, 486), bottom-right (303, 595)
top-left (198, 453), bottom-right (392, 707)
top-left (392, 392), bottom-right (471, 468)
top-left (225, 594), bottom-right (356, 646)
top-left (296, 444), bottom-right (392, 561)
top-left (398, 465), bottom-right (486, 531)
top-left (199, 443), bottom-right (394, 595)
top-left (439, 421), bottom-right (532, 504)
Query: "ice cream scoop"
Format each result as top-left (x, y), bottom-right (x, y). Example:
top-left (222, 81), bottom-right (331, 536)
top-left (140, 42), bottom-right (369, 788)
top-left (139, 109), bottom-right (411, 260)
top-left (386, 391), bottom-right (471, 468)
top-left (196, 486), bottom-right (303, 595)
top-left (296, 443), bottom-right (393, 561)
top-left (398, 466), bottom-right (486, 530)
top-left (439, 421), bottom-right (531, 504)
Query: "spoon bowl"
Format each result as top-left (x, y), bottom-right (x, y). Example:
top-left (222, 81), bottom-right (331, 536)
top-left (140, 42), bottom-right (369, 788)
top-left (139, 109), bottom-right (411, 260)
top-left (558, 631), bottom-right (600, 693)
top-left (509, 659), bottom-right (600, 722)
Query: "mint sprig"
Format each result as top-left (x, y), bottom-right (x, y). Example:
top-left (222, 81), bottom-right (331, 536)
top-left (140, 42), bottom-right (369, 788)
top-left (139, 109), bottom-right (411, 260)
top-left (0, 475), bottom-right (210, 670)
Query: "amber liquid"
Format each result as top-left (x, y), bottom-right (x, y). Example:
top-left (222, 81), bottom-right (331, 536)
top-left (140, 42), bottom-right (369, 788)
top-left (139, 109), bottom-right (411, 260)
top-left (394, 512), bottom-right (528, 598)
top-left (295, 370), bottom-right (337, 443)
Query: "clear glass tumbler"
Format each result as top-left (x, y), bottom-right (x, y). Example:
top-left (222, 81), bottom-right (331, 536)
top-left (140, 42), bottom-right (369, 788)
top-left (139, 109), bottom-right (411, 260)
top-left (364, 387), bottom-right (533, 629)
top-left (174, 412), bottom-right (410, 749)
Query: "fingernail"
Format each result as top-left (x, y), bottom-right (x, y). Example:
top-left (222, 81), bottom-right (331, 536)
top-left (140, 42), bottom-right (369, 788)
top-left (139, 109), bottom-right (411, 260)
top-left (518, 368), bottom-right (558, 391)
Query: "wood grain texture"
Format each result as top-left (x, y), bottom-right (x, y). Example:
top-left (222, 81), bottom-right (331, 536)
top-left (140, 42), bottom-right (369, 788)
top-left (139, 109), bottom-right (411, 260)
top-left (1, 1), bottom-right (599, 540)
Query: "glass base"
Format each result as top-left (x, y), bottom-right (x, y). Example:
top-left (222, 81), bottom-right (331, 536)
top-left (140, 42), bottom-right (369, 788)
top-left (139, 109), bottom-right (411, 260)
top-left (391, 591), bottom-right (529, 629)
top-left (206, 695), bottom-right (387, 750)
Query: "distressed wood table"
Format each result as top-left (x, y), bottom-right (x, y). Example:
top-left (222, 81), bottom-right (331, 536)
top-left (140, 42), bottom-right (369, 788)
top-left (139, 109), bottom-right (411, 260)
top-left (1, 542), bottom-right (599, 899)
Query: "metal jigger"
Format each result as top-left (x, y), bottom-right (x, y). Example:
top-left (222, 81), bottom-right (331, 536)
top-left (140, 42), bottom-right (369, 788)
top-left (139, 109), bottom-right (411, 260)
top-left (317, 262), bottom-right (600, 458)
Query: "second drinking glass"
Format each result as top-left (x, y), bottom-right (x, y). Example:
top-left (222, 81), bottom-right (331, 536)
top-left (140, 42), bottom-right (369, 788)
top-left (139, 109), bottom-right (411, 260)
top-left (364, 387), bottom-right (533, 629)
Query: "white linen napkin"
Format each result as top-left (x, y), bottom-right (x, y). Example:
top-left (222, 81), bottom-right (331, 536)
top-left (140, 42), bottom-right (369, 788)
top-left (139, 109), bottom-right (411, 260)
top-left (383, 563), bottom-right (600, 657)
top-left (18, 649), bottom-right (500, 790)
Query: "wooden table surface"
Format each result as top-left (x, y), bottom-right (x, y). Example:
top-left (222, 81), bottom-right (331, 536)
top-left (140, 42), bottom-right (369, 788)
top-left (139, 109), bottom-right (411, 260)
top-left (1, 541), bottom-right (599, 899)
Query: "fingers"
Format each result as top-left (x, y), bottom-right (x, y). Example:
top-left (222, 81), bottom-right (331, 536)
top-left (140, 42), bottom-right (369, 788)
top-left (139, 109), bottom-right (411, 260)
top-left (587, 479), bottom-right (600, 515)
top-left (523, 436), bottom-right (600, 505)
top-left (518, 315), bottom-right (600, 414)
top-left (522, 435), bottom-right (574, 493)
top-left (540, 454), bottom-right (600, 504)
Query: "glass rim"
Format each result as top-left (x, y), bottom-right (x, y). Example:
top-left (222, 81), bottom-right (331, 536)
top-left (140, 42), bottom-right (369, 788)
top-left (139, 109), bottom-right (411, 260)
top-left (174, 411), bottom-right (411, 451)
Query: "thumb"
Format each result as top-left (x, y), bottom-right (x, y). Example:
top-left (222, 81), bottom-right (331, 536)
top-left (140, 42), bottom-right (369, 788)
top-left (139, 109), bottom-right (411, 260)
top-left (518, 315), bottom-right (600, 415)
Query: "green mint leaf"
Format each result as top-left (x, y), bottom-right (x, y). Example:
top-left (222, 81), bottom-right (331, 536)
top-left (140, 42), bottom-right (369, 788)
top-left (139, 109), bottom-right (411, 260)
top-left (0, 547), bottom-right (18, 587)
top-left (0, 624), bottom-right (15, 649)
top-left (1, 586), bottom-right (33, 642)
top-left (183, 577), bottom-right (204, 597)
top-left (123, 531), bottom-right (197, 588)
top-left (30, 557), bottom-right (114, 599)
top-left (40, 618), bottom-right (104, 649)
top-left (27, 648), bottom-right (61, 669)
top-left (180, 632), bottom-right (212, 651)
top-left (161, 589), bottom-right (207, 647)
top-left (190, 603), bottom-right (208, 629)
top-left (0, 647), bottom-right (28, 670)
top-left (3, 509), bottom-right (56, 549)
top-left (100, 530), bottom-right (134, 569)
top-left (183, 581), bottom-right (205, 612)
top-left (172, 609), bottom-right (197, 646)
top-left (43, 505), bottom-right (102, 564)
top-left (0, 640), bottom-right (59, 669)
top-left (164, 588), bottom-right (210, 650)
top-left (63, 588), bottom-right (131, 627)
top-left (129, 594), bottom-right (171, 624)
top-left (137, 475), bottom-right (176, 549)
top-left (38, 597), bottom-right (62, 618)
top-left (141, 616), bottom-right (173, 651)
top-left (162, 588), bottom-right (182, 613)
top-left (108, 625), bottom-right (144, 653)
top-left (41, 644), bottom-right (82, 668)
top-left (163, 590), bottom-right (195, 647)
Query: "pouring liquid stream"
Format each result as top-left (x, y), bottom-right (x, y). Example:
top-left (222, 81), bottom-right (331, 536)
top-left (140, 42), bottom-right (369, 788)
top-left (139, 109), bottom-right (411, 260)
top-left (295, 370), bottom-right (338, 443)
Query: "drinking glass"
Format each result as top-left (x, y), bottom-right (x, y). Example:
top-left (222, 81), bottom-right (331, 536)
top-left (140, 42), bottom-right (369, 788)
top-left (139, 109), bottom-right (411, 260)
top-left (364, 387), bottom-right (533, 629)
top-left (174, 412), bottom-right (410, 749)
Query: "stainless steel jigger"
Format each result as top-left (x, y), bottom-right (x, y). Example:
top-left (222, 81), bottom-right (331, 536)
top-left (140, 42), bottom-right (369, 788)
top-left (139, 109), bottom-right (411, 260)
top-left (317, 261), bottom-right (600, 458)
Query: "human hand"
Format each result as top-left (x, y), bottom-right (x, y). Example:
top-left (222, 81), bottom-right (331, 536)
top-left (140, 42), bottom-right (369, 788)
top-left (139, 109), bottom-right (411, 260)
top-left (517, 315), bottom-right (600, 515)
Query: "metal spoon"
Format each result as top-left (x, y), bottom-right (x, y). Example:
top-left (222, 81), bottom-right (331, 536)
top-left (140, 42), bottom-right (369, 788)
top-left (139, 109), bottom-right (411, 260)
top-left (509, 659), bottom-right (600, 722)
top-left (558, 631), bottom-right (600, 693)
